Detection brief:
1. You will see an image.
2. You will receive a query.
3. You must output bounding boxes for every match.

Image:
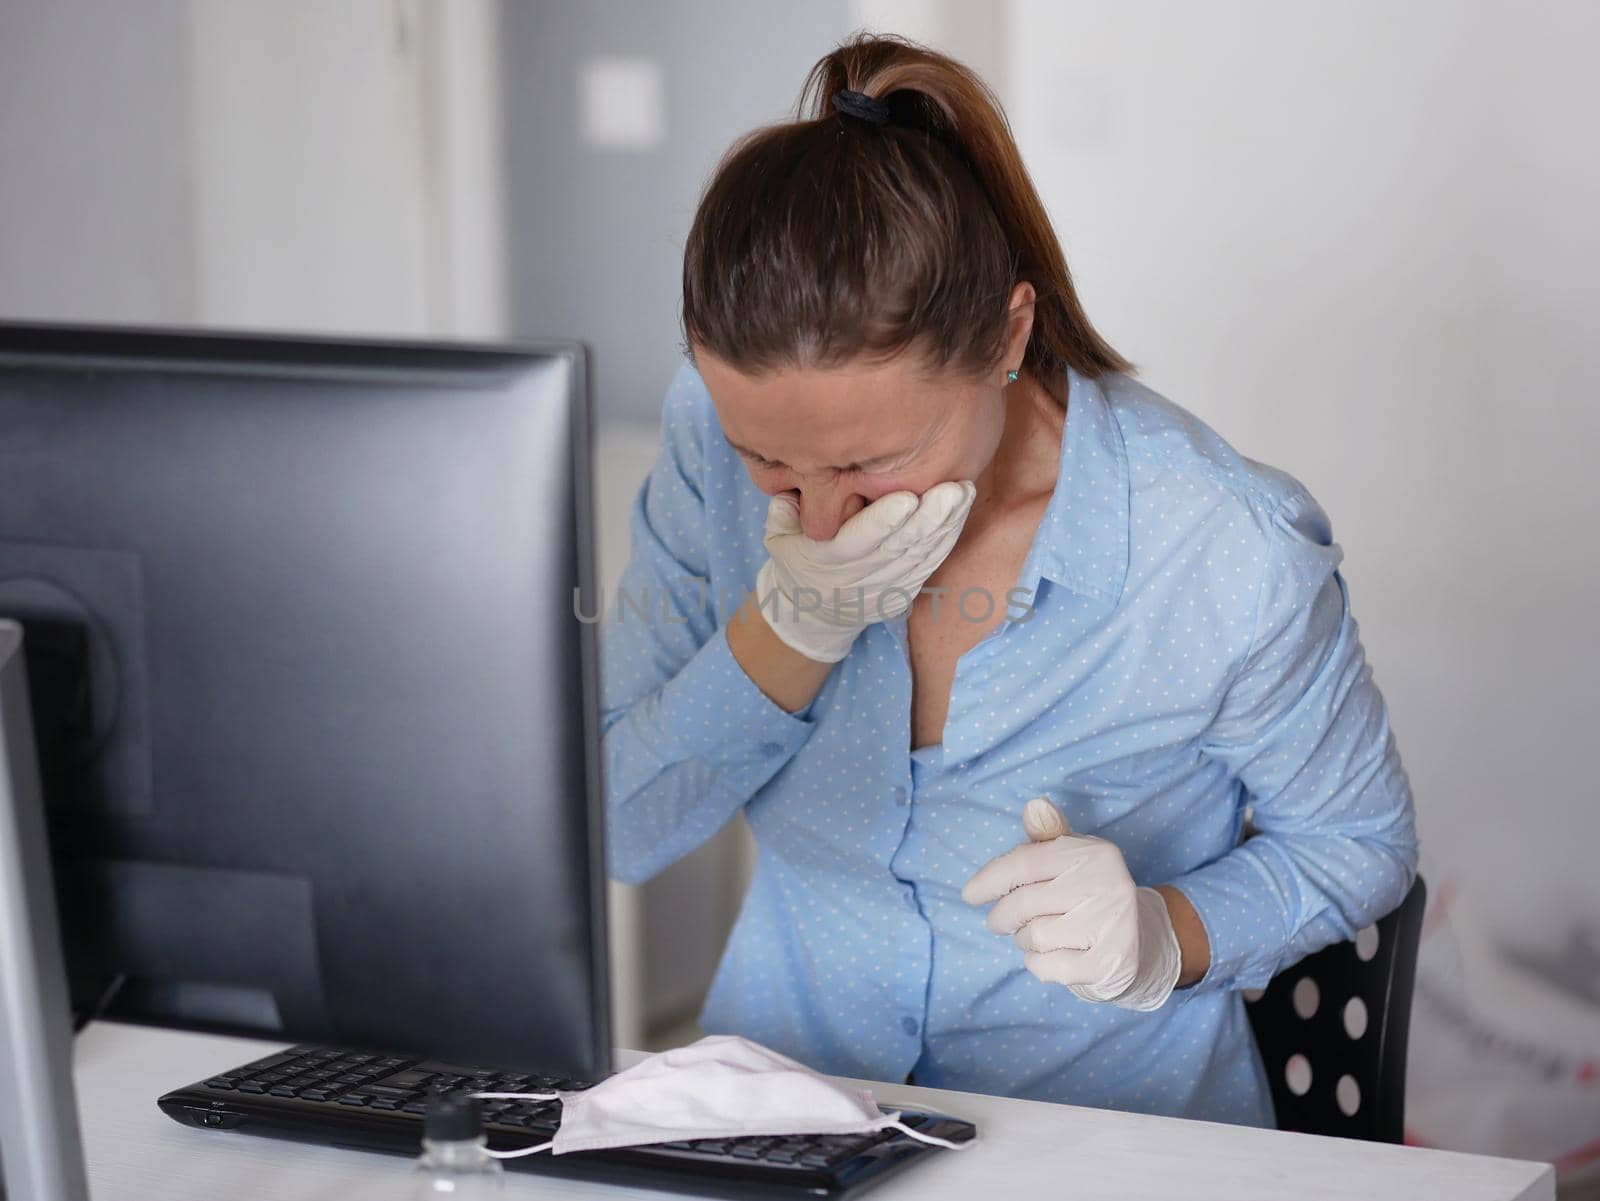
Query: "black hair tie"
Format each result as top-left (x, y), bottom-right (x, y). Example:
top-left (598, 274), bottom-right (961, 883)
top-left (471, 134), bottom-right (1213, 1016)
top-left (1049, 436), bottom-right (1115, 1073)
top-left (832, 88), bottom-right (891, 126)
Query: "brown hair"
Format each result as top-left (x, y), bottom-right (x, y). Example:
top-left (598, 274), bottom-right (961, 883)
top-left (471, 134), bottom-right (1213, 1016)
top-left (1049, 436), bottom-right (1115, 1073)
top-left (681, 32), bottom-right (1132, 389)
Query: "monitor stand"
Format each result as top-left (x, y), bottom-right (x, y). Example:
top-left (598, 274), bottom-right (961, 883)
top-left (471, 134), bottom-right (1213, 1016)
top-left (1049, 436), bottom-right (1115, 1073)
top-left (0, 619), bottom-right (89, 1200)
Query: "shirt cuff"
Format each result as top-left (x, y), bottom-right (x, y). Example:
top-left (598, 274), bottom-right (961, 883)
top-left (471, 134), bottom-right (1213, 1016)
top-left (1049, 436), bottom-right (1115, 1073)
top-left (657, 622), bottom-right (818, 765)
top-left (1166, 849), bottom-right (1290, 995)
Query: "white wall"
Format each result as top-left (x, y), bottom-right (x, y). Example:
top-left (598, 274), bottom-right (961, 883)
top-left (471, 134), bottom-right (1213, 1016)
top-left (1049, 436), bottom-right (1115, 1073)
top-left (0, 0), bottom-right (197, 324)
top-left (185, 0), bottom-right (507, 338)
top-left (186, 1), bottom-right (428, 334)
top-left (0, 0), bottom-right (507, 339)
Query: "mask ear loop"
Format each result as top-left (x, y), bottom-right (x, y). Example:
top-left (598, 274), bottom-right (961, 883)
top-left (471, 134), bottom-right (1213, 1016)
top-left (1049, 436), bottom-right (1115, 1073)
top-left (470, 1090), bottom-right (560, 1158)
top-left (884, 1117), bottom-right (975, 1150)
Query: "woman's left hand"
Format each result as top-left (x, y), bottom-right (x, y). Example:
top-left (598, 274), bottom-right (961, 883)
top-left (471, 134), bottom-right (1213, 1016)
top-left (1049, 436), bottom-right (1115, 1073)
top-left (961, 797), bottom-right (1183, 1011)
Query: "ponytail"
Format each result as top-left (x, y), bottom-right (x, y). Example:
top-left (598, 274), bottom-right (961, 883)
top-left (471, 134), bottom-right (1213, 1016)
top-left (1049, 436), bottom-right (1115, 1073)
top-left (682, 33), bottom-right (1132, 389)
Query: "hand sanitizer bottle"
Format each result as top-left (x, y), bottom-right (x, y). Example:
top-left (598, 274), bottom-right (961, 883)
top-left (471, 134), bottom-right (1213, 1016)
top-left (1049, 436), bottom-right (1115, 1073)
top-left (412, 1093), bottom-right (504, 1198)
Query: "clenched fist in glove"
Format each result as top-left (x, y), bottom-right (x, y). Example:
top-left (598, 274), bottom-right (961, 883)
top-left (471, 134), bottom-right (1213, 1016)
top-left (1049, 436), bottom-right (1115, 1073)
top-left (756, 480), bottom-right (977, 664)
top-left (961, 797), bottom-right (1183, 1012)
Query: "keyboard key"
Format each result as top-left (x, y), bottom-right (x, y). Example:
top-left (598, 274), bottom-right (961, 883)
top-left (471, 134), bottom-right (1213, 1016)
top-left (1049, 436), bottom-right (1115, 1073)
top-left (370, 1099), bottom-right (403, 1110)
top-left (241, 1052), bottom-right (301, 1073)
top-left (810, 1136), bottom-right (866, 1159)
top-left (402, 1101), bottom-right (430, 1115)
top-left (729, 1144), bottom-right (765, 1159)
top-left (364, 1085), bottom-right (416, 1099)
top-left (236, 1082), bottom-right (267, 1094)
top-left (301, 1089), bottom-right (335, 1102)
top-left (204, 1078), bottom-right (238, 1090)
top-left (337, 1095), bottom-right (372, 1107)
top-left (376, 1070), bottom-right (433, 1089)
top-left (334, 1074), bottom-right (368, 1085)
top-left (268, 1085), bottom-right (299, 1097)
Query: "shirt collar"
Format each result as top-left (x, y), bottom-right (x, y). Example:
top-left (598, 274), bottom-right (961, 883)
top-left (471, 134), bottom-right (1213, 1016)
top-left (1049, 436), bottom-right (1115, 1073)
top-left (1015, 367), bottom-right (1131, 613)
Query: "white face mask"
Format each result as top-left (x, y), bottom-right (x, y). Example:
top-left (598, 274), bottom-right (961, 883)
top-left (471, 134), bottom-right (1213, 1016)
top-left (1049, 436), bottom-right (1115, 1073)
top-left (473, 1034), bottom-right (972, 1157)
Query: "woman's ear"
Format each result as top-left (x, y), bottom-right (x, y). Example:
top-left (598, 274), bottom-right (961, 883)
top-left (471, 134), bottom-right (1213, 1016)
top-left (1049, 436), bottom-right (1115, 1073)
top-left (1002, 281), bottom-right (1036, 372)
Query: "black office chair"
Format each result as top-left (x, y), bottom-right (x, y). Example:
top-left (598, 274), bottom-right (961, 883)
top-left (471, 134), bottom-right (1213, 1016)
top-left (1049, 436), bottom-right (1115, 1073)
top-left (1245, 875), bottom-right (1428, 1142)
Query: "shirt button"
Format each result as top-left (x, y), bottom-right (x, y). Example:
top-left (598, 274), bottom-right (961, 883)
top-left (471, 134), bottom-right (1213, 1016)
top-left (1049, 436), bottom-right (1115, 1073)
top-left (759, 741), bottom-right (783, 757)
top-left (900, 1016), bottom-right (919, 1037)
top-left (892, 787), bottom-right (908, 806)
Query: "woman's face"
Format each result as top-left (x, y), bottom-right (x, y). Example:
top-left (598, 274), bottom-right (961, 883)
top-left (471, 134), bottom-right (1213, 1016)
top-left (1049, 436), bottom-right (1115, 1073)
top-left (695, 348), bottom-right (1009, 542)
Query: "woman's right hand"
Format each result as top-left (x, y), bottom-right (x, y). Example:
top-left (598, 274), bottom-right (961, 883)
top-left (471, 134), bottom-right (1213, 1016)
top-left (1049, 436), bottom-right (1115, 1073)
top-left (754, 480), bottom-right (977, 663)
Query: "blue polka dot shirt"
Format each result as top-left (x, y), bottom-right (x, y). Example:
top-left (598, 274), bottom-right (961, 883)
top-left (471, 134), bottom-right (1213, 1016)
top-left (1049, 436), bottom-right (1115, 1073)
top-left (600, 358), bottom-right (1419, 1127)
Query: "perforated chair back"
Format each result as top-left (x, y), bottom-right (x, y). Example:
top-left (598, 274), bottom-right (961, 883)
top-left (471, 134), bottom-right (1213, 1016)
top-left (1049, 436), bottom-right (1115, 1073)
top-left (1245, 875), bottom-right (1427, 1142)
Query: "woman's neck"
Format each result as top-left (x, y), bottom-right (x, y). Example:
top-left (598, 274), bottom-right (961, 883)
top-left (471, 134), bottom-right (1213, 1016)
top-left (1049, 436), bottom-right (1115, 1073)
top-left (975, 372), bottom-right (1066, 511)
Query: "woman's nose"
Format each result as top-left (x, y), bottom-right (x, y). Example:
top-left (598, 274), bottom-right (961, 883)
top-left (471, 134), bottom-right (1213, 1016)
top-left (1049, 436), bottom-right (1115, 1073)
top-left (798, 489), bottom-right (867, 541)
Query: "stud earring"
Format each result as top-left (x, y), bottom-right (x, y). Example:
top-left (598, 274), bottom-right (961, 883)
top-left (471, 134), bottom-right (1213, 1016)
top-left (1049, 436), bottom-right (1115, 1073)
top-left (1006, 369), bottom-right (1019, 383)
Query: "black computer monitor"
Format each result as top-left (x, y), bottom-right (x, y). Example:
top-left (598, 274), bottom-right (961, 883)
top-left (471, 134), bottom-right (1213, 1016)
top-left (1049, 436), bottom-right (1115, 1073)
top-left (0, 322), bottom-right (610, 1082)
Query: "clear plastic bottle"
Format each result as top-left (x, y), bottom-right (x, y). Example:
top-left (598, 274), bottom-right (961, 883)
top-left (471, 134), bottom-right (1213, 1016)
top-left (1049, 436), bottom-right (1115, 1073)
top-left (412, 1093), bottom-right (504, 1199)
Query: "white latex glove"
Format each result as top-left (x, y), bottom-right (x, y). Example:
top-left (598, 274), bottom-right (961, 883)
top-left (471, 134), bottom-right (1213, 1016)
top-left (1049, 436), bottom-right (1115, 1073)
top-left (755, 480), bottom-right (977, 664)
top-left (960, 797), bottom-right (1182, 1012)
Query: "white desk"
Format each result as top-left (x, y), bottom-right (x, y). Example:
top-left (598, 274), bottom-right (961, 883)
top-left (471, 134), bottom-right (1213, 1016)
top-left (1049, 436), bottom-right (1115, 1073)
top-left (76, 1022), bottom-right (1553, 1201)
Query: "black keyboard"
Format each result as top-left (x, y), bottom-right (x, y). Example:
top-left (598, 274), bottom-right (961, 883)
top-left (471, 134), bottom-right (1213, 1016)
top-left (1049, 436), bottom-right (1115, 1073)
top-left (159, 1043), bottom-right (977, 1198)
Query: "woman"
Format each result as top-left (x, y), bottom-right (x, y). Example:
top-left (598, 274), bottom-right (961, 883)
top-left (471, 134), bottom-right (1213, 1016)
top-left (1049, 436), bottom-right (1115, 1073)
top-left (601, 34), bottom-right (1417, 1127)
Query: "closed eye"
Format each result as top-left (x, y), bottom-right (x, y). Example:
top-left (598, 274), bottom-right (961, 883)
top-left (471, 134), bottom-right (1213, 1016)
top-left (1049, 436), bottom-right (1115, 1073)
top-left (736, 447), bottom-right (892, 476)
